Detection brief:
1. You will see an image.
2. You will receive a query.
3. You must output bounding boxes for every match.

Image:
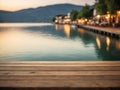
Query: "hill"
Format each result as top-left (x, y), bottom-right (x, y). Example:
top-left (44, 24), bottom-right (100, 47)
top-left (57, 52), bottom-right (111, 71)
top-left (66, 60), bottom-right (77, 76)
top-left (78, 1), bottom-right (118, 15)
top-left (0, 4), bottom-right (82, 22)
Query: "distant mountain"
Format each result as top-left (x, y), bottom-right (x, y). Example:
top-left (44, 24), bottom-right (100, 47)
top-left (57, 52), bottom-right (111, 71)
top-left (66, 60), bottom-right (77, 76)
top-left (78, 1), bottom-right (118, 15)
top-left (0, 4), bottom-right (82, 22)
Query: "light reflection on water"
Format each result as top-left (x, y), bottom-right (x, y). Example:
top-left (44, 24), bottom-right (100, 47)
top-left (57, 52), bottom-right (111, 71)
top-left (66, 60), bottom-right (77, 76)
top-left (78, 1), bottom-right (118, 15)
top-left (96, 36), bottom-right (101, 49)
top-left (0, 23), bottom-right (120, 61)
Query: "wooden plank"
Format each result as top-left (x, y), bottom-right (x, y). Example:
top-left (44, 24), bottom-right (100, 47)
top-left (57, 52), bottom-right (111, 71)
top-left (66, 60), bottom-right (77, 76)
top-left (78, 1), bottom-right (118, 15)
top-left (0, 66), bottom-right (120, 71)
top-left (0, 75), bottom-right (120, 80)
top-left (0, 61), bottom-right (120, 66)
top-left (0, 80), bottom-right (120, 88)
top-left (0, 71), bottom-right (120, 75)
top-left (0, 61), bottom-right (120, 88)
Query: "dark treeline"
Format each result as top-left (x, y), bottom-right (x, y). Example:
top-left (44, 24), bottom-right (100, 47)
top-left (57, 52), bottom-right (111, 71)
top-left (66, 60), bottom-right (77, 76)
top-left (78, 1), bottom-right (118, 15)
top-left (70, 4), bottom-right (92, 21)
top-left (70, 0), bottom-right (120, 21)
top-left (95, 0), bottom-right (120, 14)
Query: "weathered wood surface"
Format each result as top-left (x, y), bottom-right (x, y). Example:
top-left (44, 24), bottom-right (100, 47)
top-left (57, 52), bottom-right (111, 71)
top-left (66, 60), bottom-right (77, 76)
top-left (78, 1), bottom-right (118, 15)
top-left (0, 61), bottom-right (120, 88)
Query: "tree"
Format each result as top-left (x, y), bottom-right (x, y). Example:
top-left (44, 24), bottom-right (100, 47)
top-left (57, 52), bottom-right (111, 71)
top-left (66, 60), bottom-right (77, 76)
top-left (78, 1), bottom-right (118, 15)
top-left (105, 0), bottom-right (120, 14)
top-left (105, 0), bottom-right (116, 14)
top-left (77, 4), bottom-right (92, 19)
top-left (95, 0), bottom-right (120, 15)
top-left (52, 17), bottom-right (56, 22)
top-left (114, 0), bottom-right (120, 10)
top-left (70, 9), bottom-right (79, 21)
top-left (94, 0), bottom-right (107, 15)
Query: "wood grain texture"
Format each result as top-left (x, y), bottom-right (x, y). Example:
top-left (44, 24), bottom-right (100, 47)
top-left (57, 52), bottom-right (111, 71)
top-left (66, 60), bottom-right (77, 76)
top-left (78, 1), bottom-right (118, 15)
top-left (0, 61), bottom-right (120, 88)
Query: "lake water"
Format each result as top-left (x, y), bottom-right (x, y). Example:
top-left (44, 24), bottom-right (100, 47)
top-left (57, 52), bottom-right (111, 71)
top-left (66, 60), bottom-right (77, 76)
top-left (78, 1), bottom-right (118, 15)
top-left (0, 23), bottom-right (120, 61)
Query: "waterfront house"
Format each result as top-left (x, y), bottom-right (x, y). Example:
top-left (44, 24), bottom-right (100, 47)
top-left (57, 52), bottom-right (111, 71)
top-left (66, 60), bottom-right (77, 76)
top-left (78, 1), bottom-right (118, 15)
top-left (55, 14), bottom-right (66, 24)
top-left (55, 13), bottom-right (71, 24)
top-left (117, 10), bottom-right (120, 24)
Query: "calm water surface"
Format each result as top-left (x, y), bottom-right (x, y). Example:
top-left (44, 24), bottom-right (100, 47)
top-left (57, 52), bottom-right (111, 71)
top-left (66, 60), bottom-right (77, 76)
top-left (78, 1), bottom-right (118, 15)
top-left (0, 23), bottom-right (120, 61)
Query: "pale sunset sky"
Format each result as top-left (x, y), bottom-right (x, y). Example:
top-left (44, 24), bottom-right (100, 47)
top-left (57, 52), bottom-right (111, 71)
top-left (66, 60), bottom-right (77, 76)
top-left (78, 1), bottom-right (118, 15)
top-left (0, 0), bottom-right (95, 11)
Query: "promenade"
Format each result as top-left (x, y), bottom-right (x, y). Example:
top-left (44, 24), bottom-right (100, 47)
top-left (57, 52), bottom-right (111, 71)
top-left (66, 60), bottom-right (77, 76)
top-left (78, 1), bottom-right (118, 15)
top-left (77, 24), bottom-right (120, 38)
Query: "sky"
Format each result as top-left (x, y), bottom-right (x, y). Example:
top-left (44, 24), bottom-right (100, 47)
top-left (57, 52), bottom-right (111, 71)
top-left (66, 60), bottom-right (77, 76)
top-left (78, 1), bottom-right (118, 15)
top-left (0, 0), bottom-right (95, 11)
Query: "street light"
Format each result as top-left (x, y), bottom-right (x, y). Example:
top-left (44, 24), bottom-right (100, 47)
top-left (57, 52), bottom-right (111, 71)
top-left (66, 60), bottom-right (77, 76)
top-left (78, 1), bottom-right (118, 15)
top-left (117, 10), bottom-right (120, 15)
top-left (96, 15), bottom-right (100, 19)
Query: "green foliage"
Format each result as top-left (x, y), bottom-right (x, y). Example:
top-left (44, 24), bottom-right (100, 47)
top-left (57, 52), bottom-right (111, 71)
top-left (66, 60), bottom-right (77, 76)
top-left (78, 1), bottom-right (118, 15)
top-left (95, 0), bottom-right (107, 15)
top-left (95, 0), bottom-right (120, 15)
top-left (105, 0), bottom-right (120, 14)
top-left (77, 4), bottom-right (92, 19)
top-left (70, 9), bottom-right (79, 21)
top-left (70, 0), bottom-right (120, 20)
top-left (105, 0), bottom-right (115, 14)
top-left (77, 11), bottom-right (82, 19)
top-left (52, 17), bottom-right (56, 22)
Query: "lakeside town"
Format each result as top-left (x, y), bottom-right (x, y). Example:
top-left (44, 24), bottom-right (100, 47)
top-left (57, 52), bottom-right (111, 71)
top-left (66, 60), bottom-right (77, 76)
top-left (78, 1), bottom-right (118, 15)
top-left (54, 0), bottom-right (120, 28)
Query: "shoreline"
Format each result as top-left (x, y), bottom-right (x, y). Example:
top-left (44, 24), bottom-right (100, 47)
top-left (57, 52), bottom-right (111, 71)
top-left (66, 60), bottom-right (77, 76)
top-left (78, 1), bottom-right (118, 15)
top-left (76, 24), bottom-right (120, 39)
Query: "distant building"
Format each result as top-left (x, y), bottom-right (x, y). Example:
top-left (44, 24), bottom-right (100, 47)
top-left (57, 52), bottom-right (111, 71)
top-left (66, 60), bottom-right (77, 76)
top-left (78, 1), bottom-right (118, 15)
top-left (63, 13), bottom-right (71, 24)
top-left (55, 14), bottom-right (66, 24)
top-left (117, 10), bottom-right (120, 24)
top-left (55, 13), bottom-right (71, 24)
top-left (93, 9), bottom-right (97, 17)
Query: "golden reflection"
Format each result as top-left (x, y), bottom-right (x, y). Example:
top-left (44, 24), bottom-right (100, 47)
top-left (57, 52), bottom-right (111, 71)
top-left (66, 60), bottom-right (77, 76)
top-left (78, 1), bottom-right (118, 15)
top-left (77, 28), bottom-right (85, 35)
top-left (55, 24), bottom-right (58, 30)
top-left (116, 41), bottom-right (120, 50)
top-left (0, 30), bottom-right (29, 55)
top-left (96, 36), bottom-right (101, 49)
top-left (0, 30), bottom-right (39, 54)
top-left (63, 24), bottom-right (71, 38)
top-left (106, 37), bottom-right (111, 51)
top-left (0, 27), bottom-right (83, 59)
top-left (55, 24), bottom-right (63, 30)
top-left (0, 29), bottom-right (56, 55)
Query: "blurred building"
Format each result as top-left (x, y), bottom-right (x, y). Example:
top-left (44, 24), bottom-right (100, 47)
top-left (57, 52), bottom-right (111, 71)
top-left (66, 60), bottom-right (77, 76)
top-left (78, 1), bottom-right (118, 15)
top-left (55, 13), bottom-right (71, 24)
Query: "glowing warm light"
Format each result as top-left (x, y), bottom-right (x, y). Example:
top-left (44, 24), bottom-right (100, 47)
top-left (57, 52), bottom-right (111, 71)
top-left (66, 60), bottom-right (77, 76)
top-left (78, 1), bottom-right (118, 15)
top-left (106, 14), bottom-right (110, 19)
top-left (55, 20), bottom-right (58, 23)
top-left (105, 16), bottom-right (109, 19)
top-left (106, 37), bottom-right (110, 46)
top-left (96, 36), bottom-right (101, 49)
top-left (85, 19), bottom-right (87, 22)
top-left (63, 24), bottom-right (71, 38)
top-left (77, 19), bottom-right (85, 24)
top-left (116, 41), bottom-right (120, 50)
top-left (117, 10), bottom-right (120, 14)
top-left (107, 11), bottom-right (110, 14)
top-left (96, 15), bottom-right (100, 19)
top-left (106, 37), bottom-right (111, 51)
top-left (63, 19), bottom-right (71, 23)
top-left (78, 19), bottom-right (81, 24)
top-left (117, 10), bottom-right (120, 16)
top-left (108, 14), bottom-right (110, 18)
